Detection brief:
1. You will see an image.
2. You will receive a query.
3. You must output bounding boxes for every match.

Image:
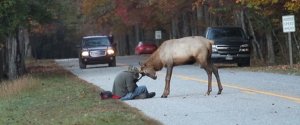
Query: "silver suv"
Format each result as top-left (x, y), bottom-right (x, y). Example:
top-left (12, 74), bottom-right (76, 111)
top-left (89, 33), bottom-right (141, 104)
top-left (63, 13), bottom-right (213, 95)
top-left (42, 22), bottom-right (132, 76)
top-left (78, 36), bottom-right (116, 69)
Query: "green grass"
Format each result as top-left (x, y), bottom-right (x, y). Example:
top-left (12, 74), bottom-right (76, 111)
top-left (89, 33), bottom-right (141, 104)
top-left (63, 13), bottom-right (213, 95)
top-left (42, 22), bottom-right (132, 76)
top-left (0, 60), bottom-right (161, 125)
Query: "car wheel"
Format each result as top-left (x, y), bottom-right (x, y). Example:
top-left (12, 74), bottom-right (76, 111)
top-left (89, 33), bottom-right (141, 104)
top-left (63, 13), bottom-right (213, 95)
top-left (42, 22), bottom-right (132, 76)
top-left (108, 58), bottom-right (116, 67)
top-left (79, 60), bottom-right (86, 69)
top-left (238, 60), bottom-right (250, 67)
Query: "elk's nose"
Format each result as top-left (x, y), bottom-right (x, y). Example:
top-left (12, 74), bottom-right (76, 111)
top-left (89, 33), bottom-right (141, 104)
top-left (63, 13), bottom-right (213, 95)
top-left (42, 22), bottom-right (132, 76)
top-left (152, 75), bottom-right (157, 80)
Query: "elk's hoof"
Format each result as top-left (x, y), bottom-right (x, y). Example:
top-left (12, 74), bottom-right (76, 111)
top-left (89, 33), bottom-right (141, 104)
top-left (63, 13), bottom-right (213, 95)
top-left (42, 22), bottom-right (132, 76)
top-left (161, 95), bottom-right (168, 98)
top-left (205, 89), bottom-right (212, 96)
top-left (217, 88), bottom-right (223, 95)
top-left (205, 92), bottom-right (211, 96)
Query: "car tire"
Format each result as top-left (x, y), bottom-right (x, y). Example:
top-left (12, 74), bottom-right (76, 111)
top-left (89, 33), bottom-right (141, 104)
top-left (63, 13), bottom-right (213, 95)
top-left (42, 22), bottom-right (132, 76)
top-left (79, 60), bottom-right (86, 69)
top-left (238, 59), bottom-right (250, 67)
top-left (108, 57), bottom-right (116, 67)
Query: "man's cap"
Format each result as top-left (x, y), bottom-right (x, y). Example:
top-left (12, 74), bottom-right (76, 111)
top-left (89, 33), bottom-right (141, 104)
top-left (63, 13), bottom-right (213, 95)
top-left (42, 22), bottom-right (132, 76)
top-left (128, 65), bottom-right (140, 73)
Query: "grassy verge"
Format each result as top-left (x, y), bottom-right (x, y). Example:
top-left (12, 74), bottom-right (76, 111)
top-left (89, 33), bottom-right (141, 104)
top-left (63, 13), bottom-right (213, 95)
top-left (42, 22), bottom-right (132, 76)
top-left (219, 63), bottom-right (300, 76)
top-left (0, 60), bottom-right (161, 125)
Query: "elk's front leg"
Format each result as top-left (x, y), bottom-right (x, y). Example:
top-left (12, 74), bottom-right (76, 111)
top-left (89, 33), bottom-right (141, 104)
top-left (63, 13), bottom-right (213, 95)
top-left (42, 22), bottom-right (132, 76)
top-left (161, 65), bottom-right (173, 98)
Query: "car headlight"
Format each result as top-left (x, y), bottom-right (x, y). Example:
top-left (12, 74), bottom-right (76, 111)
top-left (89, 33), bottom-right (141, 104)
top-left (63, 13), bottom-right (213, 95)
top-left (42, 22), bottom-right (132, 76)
top-left (212, 45), bottom-right (217, 52)
top-left (81, 51), bottom-right (89, 57)
top-left (107, 48), bottom-right (115, 55)
top-left (240, 44), bottom-right (249, 47)
top-left (239, 44), bottom-right (249, 52)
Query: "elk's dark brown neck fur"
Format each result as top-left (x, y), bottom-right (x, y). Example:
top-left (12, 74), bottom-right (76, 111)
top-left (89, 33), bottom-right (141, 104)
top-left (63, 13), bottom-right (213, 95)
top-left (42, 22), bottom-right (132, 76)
top-left (144, 50), bottom-right (163, 71)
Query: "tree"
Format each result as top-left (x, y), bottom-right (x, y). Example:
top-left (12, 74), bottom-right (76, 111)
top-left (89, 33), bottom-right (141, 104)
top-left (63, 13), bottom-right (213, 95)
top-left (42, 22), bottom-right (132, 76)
top-left (241, 0), bottom-right (299, 64)
top-left (79, 0), bottom-right (300, 65)
top-left (0, 0), bottom-right (53, 80)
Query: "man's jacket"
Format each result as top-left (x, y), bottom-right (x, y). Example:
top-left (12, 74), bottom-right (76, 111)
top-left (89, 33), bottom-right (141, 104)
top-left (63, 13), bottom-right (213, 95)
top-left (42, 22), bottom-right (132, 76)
top-left (112, 71), bottom-right (138, 97)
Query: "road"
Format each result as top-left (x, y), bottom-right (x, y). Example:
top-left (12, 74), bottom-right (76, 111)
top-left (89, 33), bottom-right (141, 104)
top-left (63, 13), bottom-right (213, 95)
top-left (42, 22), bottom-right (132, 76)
top-left (56, 55), bottom-right (300, 125)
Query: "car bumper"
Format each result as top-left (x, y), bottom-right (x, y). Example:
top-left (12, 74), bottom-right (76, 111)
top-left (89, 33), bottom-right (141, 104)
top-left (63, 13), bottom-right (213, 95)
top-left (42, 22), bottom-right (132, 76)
top-left (80, 55), bottom-right (115, 65)
top-left (211, 53), bottom-right (250, 63)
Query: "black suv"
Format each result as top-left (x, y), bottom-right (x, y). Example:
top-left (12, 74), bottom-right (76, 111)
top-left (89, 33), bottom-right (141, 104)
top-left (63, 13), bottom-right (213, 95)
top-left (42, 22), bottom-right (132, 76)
top-left (204, 27), bottom-right (251, 66)
top-left (78, 35), bottom-right (116, 69)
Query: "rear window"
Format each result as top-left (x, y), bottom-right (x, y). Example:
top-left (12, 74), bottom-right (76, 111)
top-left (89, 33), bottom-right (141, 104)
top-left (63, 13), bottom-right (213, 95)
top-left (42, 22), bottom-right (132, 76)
top-left (207, 28), bottom-right (246, 40)
top-left (83, 37), bottom-right (110, 47)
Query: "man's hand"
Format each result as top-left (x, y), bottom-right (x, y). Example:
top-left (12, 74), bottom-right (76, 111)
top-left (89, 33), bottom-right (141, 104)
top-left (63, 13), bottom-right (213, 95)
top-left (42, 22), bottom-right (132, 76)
top-left (135, 73), bottom-right (145, 82)
top-left (134, 79), bottom-right (139, 83)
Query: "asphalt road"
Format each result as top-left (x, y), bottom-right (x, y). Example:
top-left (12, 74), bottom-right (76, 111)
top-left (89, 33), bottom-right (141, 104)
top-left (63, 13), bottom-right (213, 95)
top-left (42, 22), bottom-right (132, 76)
top-left (56, 55), bottom-right (300, 125)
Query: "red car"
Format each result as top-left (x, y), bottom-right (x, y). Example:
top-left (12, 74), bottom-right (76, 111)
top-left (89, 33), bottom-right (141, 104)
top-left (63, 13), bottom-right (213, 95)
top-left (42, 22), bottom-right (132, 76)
top-left (135, 42), bottom-right (158, 55)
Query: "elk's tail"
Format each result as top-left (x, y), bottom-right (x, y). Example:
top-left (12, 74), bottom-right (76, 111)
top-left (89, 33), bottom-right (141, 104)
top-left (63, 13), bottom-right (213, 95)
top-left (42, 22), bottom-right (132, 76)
top-left (208, 40), bottom-right (214, 55)
top-left (207, 40), bottom-right (214, 63)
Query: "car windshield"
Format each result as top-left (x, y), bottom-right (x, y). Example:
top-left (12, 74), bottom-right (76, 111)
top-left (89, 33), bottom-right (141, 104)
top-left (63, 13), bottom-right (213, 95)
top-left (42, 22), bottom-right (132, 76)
top-left (208, 28), bottom-right (245, 40)
top-left (83, 37), bottom-right (110, 47)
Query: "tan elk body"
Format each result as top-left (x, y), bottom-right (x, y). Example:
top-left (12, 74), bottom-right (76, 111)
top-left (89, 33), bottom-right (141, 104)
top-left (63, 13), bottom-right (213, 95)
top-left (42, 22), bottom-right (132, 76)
top-left (140, 36), bottom-right (223, 98)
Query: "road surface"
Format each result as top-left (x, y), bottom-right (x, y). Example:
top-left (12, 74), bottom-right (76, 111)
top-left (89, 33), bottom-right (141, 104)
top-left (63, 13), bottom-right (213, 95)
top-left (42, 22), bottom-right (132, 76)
top-left (56, 55), bottom-right (300, 125)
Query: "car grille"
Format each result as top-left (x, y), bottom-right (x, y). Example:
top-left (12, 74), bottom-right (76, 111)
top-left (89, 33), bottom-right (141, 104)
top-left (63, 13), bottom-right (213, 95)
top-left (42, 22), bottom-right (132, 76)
top-left (216, 45), bottom-right (240, 55)
top-left (90, 50), bottom-right (106, 57)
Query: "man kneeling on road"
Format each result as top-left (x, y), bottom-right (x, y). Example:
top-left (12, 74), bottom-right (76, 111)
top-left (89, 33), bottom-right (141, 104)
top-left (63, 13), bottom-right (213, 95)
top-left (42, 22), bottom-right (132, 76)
top-left (112, 66), bottom-right (156, 100)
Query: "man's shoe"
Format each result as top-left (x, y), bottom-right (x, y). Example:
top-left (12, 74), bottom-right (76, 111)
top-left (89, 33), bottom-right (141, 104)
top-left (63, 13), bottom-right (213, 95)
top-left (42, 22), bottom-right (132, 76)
top-left (147, 92), bottom-right (156, 98)
top-left (134, 93), bottom-right (147, 99)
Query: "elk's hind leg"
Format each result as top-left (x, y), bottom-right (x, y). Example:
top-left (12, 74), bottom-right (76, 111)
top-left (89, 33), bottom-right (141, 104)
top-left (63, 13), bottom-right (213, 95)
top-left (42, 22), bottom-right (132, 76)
top-left (203, 65), bottom-right (213, 95)
top-left (212, 64), bottom-right (223, 94)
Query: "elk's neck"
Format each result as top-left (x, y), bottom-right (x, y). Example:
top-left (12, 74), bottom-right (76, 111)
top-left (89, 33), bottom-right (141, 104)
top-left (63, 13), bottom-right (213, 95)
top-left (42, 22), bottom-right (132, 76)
top-left (146, 52), bottom-right (163, 71)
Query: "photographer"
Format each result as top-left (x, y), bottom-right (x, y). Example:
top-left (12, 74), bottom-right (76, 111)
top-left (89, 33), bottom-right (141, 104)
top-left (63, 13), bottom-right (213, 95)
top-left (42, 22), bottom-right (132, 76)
top-left (112, 66), bottom-right (155, 100)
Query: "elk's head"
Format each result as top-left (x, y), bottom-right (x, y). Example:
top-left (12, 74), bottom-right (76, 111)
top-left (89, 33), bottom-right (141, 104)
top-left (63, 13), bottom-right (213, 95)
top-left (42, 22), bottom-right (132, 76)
top-left (139, 62), bottom-right (157, 80)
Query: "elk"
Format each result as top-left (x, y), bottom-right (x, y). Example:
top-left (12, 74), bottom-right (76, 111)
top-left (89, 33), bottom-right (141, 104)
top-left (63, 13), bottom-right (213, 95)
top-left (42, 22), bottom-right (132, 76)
top-left (139, 36), bottom-right (223, 98)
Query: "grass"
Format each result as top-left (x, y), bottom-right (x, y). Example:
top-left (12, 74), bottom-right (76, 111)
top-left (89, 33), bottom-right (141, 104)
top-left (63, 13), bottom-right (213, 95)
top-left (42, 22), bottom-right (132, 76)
top-left (0, 60), bottom-right (161, 125)
top-left (239, 64), bottom-right (300, 75)
top-left (218, 63), bottom-right (300, 76)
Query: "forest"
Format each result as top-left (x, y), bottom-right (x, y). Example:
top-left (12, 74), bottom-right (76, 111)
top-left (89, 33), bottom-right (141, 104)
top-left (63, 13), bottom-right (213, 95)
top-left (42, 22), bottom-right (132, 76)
top-left (0, 0), bottom-right (300, 80)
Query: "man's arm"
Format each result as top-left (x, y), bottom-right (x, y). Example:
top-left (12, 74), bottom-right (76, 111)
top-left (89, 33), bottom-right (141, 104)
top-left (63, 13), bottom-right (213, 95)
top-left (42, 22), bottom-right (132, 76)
top-left (125, 74), bottom-right (138, 92)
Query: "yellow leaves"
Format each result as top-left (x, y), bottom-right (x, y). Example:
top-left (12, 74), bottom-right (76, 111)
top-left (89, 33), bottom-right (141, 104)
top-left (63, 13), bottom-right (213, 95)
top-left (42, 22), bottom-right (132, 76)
top-left (284, 0), bottom-right (300, 12)
top-left (243, 0), bottom-right (300, 13)
top-left (81, 0), bottom-right (96, 15)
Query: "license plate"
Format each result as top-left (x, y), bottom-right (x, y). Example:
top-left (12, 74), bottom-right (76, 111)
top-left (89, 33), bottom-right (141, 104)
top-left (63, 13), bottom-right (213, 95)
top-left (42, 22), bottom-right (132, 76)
top-left (225, 55), bottom-right (233, 60)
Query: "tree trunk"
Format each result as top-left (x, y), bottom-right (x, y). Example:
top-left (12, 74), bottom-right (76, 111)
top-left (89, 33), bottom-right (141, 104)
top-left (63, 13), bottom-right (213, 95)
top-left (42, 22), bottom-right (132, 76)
top-left (293, 33), bottom-right (300, 61)
top-left (17, 28), bottom-right (26, 74)
top-left (6, 35), bottom-right (18, 80)
top-left (240, 10), bottom-right (246, 32)
top-left (22, 29), bottom-right (31, 58)
top-left (195, 4), bottom-right (206, 34)
top-left (246, 15), bottom-right (263, 61)
top-left (203, 4), bottom-right (210, 26)
top-left (171, 17), bottom-right (178, 39)
top-left (135, 24), bottom-right (140, 43)
top-left (5, 28), bottom-right (27, 80)
top-left (273, 30), bottom-right (288, 63)
top-left (182, 14), bottom-right (189, 37)
top-left (0, 47), bottom-right (4, 80)
top-left (266, 30), bottom-right (275, 65)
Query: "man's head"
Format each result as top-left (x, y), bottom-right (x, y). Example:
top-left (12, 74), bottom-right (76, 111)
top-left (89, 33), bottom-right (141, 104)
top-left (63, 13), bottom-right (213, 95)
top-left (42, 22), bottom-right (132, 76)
top-left (128, 65), bottom-right (140, 79)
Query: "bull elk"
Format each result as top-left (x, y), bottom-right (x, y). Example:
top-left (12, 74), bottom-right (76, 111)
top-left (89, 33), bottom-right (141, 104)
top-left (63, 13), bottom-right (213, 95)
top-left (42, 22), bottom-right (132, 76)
top-left (139, 36), bottom-right (223, 98)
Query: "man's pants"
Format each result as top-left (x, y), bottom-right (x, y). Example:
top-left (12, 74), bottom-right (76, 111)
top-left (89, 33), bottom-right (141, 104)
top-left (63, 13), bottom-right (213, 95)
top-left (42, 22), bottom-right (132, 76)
top-left (121, 85), bottom-right (148, 100)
